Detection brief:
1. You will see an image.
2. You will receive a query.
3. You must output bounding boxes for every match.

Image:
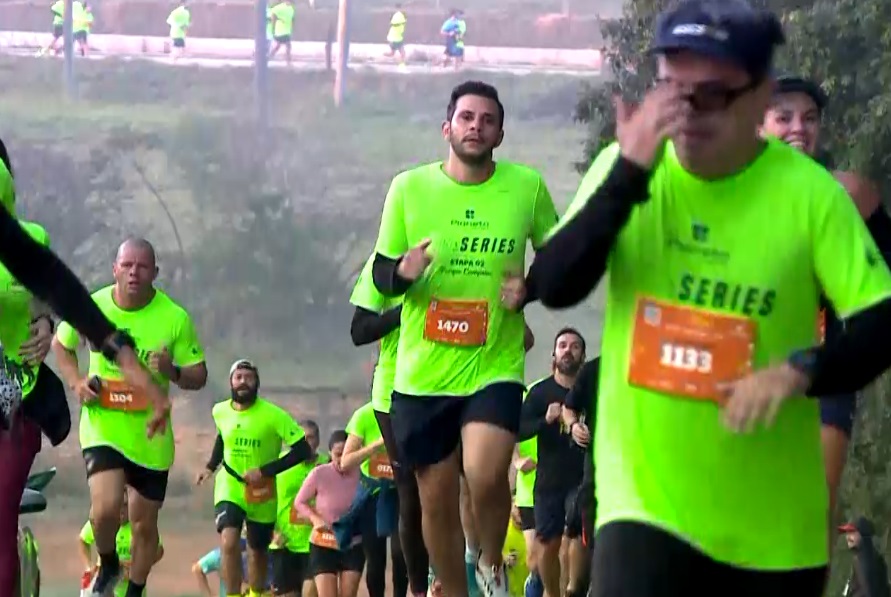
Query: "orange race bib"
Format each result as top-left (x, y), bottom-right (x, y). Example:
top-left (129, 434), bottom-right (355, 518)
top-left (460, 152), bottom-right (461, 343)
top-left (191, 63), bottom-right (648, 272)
top-left (245, 478), bottom-right (275, 504)
top-left (627, 297), bottom-right (756, 402)
top-left (423, 299), bottom-right (488, 346)
top-left (817, 309), bottom-right (826, 343)
top-left (98, 380), bottom-right (150, 412)
top-left (310, 527), bottom-right (338, 549)
top-left (369, 451), bottom-right (394, 480)
top-left (289, 504), bottom-right (311, 525)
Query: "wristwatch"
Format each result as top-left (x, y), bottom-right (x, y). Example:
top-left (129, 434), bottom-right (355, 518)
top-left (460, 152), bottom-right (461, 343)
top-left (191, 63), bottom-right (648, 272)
top-left (787, 348), bottom-right (818, 385)
top-left (100, 330), bottom-right (137, 363)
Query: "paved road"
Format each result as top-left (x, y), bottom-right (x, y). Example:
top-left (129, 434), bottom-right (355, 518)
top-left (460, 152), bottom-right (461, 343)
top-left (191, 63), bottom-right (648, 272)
top-left (2, 47), bottom-right (601, 77)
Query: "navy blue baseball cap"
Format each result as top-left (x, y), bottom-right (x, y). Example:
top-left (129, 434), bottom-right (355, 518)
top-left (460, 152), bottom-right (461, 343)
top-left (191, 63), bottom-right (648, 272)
top-left (774, 75), bottom-right (828, 111)
top-left (649, 0), bottom-right (786, 77)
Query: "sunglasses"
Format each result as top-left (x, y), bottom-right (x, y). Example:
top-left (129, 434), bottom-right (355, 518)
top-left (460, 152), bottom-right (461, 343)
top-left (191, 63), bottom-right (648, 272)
top-left (655, 77), bottom-right (762, 112)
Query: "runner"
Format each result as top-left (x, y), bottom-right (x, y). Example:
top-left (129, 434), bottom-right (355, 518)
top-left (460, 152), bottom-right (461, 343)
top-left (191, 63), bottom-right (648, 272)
top-left (760, 74), bottom-right (891, 526)
top-left (268, 0), bottom-right (296, 66)
top-left (196, 359), bottom-right (311, 597)
top-left (527, 1), bottom-right (891, 594)
top-left (298, 419), bottom-right (326, 597)
top-left (440, 9), bottom-right (465, 70)
top-left (385, 3), bottom-right (407, 71)
top-left (38, 0), bottom-right (70, 56)
top-left (516, 329), bottom-right (586, 597)
top-left (349, 254), bottom-right (429, 597)
top-left (512, 432), bottom-right (539, 597)
top-left (166, 0), bottom-right (191, 62)
top-left (78, 494), bottom-right (165, 597)
top-left (268, 418), bottom-right (330, 597)
top-left (73, 1), bottom-right (93, 57)
top-left (342, 400), bottom-right (409, 597)
top-left (0, 141), bottom-right (169, 597)
top-left (294, 430), bottom-right (364, 597)
top-left (560, 357), bottom-right (599, 597)
top-left (370, 80), bottom-right (558, 597)
top-left (52, 237), bottom-right (208, 597)
top-left (504, 499), bottom-right (529, 597)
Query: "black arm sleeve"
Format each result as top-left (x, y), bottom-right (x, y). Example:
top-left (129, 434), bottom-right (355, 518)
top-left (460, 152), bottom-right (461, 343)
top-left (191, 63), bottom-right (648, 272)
top-left (350, 305), bottom-right (402, 346)
top-left (527, 156), bottom-right (651, 309)
top-left (0, 209), bottom-right (115, 347)
top-left (260, 437), bottom-right (312, 477)
top-left (565, 358), bottom-right (600, 414)
top-left (517, 387), bottom-right (549, 441)
top-left (805, 297), bottom-right (891, 396)
top-left (206, 434), bottom-right (224, 470)
top-left (867, 207), bottom-right (891, 258)
top-left (372, 253), bottom-right (412, 297)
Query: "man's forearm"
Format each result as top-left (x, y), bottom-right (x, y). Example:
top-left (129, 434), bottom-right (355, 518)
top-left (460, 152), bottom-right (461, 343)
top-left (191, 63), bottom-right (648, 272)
top-left (53, 343), bottom-right (82, 389)
top-left (175, 364), bottom-right (207, 390)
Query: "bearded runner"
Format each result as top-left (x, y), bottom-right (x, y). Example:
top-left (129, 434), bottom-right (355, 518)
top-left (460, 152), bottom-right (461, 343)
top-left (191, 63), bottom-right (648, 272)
top-left (528, 2), bottom-right (891, 594)
top-left (53, 237), bottom-right (208, 597)
top-left (198, 360), bottom-right (310, 597)
top-left (371, 80), bottom-right (558, 597)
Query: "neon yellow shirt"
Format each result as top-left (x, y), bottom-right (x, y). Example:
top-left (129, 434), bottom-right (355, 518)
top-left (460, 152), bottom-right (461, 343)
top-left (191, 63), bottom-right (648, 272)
top-left (387, 10), bottom-right (406, 43)
top-left (270, 451), bottom-right (329, 553)
top-left (74, 6), bottom-right (93, 33)
top-left (350, 255), bottom-right (401, 413)
top-left (345, 401), bottom-right (385, 478)
top-left (212, 397), bottom-right (305, 523)
top-left (374, 162), bottom-right (558, 397)
top-left (503, 520), bottom-right (528, 597)
top-left (561, 139), bottom-right (891, 570)
top-left (55, 286), bottom-right (205, 471)
top-left (270, 2), bottom-right (295, 37)
top-left (0, 221), bottom-right (49, 400)
top-left (51, 0), bottom-right (64, 25)
top-left (166, 6), bottom-right (190, 39)
top-left (515, 378), bottom-right (546, 508)
top-left (80, 521), bottom-right (162, 597)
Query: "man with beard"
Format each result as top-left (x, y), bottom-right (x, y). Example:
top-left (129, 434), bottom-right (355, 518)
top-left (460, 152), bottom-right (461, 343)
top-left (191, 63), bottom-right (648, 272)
top-left (370, 80), bottom-right (558, 597)
top-left (517, 329), bottom-right (586, 597)
top-left (53, 237), bottom-right (208, 597)
top-left (196, 360), bottom-right (312, 597)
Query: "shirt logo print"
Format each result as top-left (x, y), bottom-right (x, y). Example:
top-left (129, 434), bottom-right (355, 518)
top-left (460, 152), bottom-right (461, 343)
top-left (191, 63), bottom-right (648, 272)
top-left (465, 209), bottom-right (475, 220)
top-left (691, 222), bottom-right (709, 243)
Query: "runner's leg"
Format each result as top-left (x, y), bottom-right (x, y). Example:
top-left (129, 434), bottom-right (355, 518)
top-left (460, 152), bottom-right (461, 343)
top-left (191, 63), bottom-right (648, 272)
top-left (391, 534), bottom-right (409, 597)
top-left (391, 394), bottom-right (466, 597)
top-left (461, 383), bottom-right (523, 579)
top-left (0, 416), bottom-right (41, 597)
top-left (340, 545), bottom-right (366, 597)
top-left (362, 507), bottom-right (388, 597)
top-left (245, 521), bottom-right (274, 594)
top-left (375, 408), bottom-right (430, 596)
top-left (216, 502), bottom-right (247, 594)
top-left (84, 447), bottom-right (128, 593)
top-left (125, 490), bottom-right (162, 594)
top-left (533, 489), bottom-right (565, 597)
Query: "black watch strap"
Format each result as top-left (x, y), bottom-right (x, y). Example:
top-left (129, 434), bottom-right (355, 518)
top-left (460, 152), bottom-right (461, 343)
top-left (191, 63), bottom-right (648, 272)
top-left (100, 330), bottom-right (137, 362)
top-left (31, 314), bottom-right (55, 334)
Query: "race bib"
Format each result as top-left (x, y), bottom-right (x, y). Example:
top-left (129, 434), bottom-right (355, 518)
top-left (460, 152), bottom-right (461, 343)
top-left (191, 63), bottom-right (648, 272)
top-left (369, 450), bottom-right (394, 480)
top-left (627, 297), bottom-right (756, 402)
top-left (244, 478), bottom-right (275, 504)
top-left (289, 504), bottom-right (311, 525)
top-left (98, 380), bottom-right (150, 412)
top-left (817, 309), bottom-right (826, 343)
top-left (310, 527), bottom-right (338, 549)
top-left (423, 299), bottom-right (488, 346)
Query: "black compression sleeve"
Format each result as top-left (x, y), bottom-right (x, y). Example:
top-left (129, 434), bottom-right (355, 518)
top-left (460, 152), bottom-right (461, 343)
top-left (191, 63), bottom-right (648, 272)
top-left (517, 387), bottom-right (549, 441)
top-left (565, 358), bottom-right (600, 413)
top-left (260, 438), bottom-right (312, 477)
top-left (528, 156), bottom-right (651, 309)
top-left (867, 208), bottom-right (891, 257)
top-left (372, 253), bottom-right (412, 297)
top-left (350, 305), bottom-right (402, 346)
top-left (0, 209), bottom-right (115, 347)
top-left (804, 297), bottom-right (891, 396)
top-left (206, 434), bottom-right (224, 470)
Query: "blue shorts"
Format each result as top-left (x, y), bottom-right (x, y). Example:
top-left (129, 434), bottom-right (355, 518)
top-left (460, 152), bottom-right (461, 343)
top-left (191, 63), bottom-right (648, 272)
top-left (819, 394), bottom-right (857, 437)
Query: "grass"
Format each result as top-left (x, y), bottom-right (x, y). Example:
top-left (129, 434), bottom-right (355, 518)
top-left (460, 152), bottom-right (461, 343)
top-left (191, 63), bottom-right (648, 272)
top-left (2, 54), bottom-right (606, 388)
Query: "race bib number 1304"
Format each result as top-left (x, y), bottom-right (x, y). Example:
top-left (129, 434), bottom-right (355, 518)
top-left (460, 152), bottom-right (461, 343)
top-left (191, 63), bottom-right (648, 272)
top-left (627, 297), bottom-right (755, 402)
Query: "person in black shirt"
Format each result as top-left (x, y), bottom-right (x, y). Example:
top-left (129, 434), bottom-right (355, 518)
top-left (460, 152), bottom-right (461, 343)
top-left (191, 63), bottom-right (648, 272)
top-left (561, 357), bottom-right (599, 597)
top-left (518, 328), bottom-right (586, 597)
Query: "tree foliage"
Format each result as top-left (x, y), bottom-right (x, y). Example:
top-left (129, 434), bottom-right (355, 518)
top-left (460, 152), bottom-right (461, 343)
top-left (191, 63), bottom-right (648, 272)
top-left (575, 0), bottom-right (891, 589)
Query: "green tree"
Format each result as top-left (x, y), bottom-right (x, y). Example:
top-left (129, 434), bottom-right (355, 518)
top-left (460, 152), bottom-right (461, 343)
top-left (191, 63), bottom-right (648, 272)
top-left (576, 0), bottom-right (891, 591)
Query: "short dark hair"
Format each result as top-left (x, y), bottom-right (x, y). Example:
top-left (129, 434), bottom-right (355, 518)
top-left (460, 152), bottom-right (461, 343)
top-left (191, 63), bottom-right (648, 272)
top-left (553, 326), bottom-right (586, 353)
top-left (329, 429), bottom-right (348, 449)
top-left (300, 419), bottom-right (320, 436)
top-left (446, 81), bottom-right (505, 127)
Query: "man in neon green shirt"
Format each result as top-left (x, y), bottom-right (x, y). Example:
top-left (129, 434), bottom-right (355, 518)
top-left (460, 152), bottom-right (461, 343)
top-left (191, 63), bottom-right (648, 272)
top-left (52, 237), bottom-right (208, 597)
top-left (74, 1), bottom-right (93, 56)
top-left (268, 418), bottom-right (329, 597)
top-left (384, 4), bottom-right (407, 69)
top-left (78, 496), bottom-right (165, 597)
top-left (40, 0), bottom-right (83, 56)
top-left (196, 360), bottom-right (311, 597)
top-left (268, 0), bottom-right (296, 66)
top-left (528, 1), bottom-right (891, 594)
top-left (370, 80), bottom-right (558, 597)
top-left (166, 0), bottom-right (190, 61)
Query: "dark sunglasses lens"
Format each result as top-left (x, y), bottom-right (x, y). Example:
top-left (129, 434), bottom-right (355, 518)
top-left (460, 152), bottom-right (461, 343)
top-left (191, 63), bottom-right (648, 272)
top-left (690, 88), bottom-right (733, 112)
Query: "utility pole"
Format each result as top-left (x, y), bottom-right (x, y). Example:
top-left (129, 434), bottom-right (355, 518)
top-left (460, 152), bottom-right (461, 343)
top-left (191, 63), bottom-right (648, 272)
top-left (63, 0), bottom-right (75, 99)
top-left (333, 0), bottom-right (351, 106)
top-left (255, 0), bottom-right (269, 130)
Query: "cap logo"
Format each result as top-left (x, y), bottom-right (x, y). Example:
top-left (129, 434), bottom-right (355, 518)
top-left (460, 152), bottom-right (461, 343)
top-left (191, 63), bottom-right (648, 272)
top-left (672, 23), bottom-right (729, 41)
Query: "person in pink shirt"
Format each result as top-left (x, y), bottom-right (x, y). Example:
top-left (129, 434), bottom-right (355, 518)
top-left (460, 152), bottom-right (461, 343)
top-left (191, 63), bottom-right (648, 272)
top-left (295, 430), bottom-right (364, 597)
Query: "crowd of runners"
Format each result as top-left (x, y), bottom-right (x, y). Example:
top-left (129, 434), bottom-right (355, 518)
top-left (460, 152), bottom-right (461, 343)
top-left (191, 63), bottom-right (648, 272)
top-left (5, 0), bottom-right (891, 596)
top-left (36, 0), bottom-right (468, 69)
